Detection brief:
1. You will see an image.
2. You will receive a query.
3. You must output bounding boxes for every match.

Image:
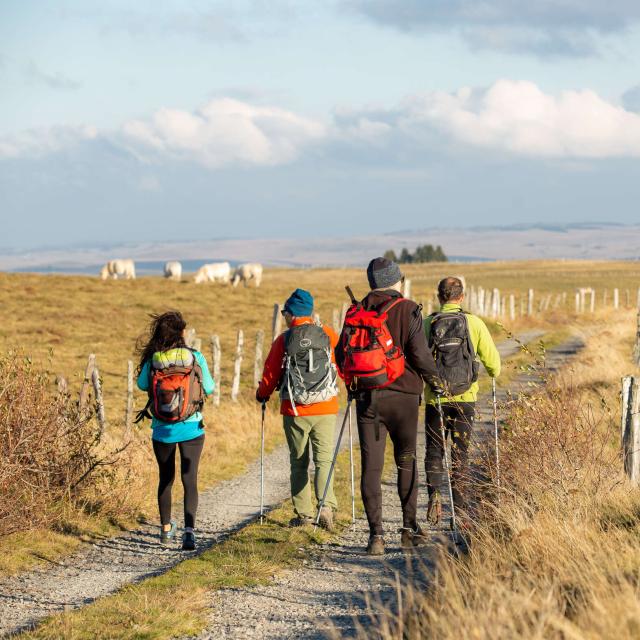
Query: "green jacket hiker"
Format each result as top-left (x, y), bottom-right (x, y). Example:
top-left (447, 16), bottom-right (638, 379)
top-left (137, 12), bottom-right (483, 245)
top-left (423, 302), bottom-right (501, 404)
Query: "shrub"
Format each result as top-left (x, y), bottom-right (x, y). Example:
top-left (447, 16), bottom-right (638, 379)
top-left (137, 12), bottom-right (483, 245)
top-left (0, 352), bottom-right (137, 535)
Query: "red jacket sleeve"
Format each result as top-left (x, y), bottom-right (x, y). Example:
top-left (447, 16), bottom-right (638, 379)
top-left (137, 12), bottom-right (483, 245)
top-left (257, 334), bottom-right (285, 399)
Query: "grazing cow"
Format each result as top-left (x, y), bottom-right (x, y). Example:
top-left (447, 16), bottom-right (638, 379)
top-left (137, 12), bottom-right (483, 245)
top-left (232, 263), bottom-right (263, 288)
top-left (193, 262), bottom-right (231, 284)
top-left (164, 261), bottom-right (182, 281)
top-left (100, 259), bottom-right (136, 280)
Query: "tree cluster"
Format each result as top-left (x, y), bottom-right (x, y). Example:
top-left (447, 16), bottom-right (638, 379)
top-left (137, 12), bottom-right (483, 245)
top-left (384, 244), bottom-right (448, 264)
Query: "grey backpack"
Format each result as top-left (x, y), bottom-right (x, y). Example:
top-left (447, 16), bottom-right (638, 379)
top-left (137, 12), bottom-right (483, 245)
top-left (280, 323), bottom-right (338, 415)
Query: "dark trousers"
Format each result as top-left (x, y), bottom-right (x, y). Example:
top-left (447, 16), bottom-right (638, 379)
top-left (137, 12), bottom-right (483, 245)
top-left (425, 402), bottom-right (475, 510)
top-left (356, 390), bottom-right (419, 536)
top-left (152, 434), bottom-right (204, 529)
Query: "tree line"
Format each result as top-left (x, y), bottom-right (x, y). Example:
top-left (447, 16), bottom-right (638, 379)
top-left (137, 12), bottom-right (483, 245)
top-left (384, 244), bottom-right (448, 264)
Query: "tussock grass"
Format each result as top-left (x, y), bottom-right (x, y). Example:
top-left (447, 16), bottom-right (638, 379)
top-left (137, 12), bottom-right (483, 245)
top-left (393, 310), bottom-right (640, 640)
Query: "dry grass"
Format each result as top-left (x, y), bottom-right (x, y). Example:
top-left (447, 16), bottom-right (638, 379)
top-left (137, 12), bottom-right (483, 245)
top-left (394, 310), bottom-right (640, 640)
top-left (1, 262), bottom-right (638, 574)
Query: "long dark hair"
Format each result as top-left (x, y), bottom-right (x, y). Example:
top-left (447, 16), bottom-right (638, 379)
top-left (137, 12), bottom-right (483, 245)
top-left (136, 310), bottom-right (187, 374)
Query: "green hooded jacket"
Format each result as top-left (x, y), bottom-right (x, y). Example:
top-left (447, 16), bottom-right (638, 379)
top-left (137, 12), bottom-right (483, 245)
top-left (423, 302), bottom-right (501, 404)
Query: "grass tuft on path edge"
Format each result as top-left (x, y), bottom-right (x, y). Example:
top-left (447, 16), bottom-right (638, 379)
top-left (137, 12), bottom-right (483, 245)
top-left (20, 441), bottom-right (363, 640)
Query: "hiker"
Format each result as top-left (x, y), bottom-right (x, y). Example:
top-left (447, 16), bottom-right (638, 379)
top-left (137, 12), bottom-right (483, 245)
top-left (336, 258), bottom-right (442, 555)
top-left (424, 277), bottom-right (500, 529)
top-left (256, 289), bottom-right (340, 530)
top-left (136, 310), bottom-right (214, 550)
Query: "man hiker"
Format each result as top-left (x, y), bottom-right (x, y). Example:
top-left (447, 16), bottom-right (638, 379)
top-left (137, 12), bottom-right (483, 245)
top-left (256, 288), bottom-right (340, 530)
top-left (336, 257), bottom-right (442, 555)
top-left (424, 276), bottom-right (501, 530)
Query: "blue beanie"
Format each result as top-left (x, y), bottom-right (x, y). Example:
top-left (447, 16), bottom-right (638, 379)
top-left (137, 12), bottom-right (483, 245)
top-left (284, 288), bottom-right (314, 317)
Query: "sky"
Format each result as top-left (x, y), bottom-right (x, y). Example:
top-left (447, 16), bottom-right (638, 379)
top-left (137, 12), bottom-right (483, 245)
top-left (2, 0), bottom-right (640, 250)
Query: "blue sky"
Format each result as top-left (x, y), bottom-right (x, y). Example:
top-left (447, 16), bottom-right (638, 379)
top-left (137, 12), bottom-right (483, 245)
top-left (2, 0), bottom-right (640, 250)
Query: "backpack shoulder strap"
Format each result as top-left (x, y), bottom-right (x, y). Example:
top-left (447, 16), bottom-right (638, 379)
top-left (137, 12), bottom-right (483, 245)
top-left (378, 296), bottom-right (406, 315)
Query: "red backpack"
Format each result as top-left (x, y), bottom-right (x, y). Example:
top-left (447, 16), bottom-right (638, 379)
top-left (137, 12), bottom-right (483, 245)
top-left (340, 297), bottom-right (406, 392)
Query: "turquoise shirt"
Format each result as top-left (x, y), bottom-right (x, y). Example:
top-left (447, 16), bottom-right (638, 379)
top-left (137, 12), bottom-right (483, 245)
top-left (137, 350), bottom-right (215, 443)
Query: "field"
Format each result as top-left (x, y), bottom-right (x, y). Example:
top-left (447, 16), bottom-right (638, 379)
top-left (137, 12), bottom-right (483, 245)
top-left (1, 259), bottom-right (640, 638)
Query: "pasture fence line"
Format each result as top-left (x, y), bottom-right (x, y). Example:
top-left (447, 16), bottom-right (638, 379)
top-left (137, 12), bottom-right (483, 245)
top-left (254, 330), bottom-right (264, 389)
top-left (622, 376), bottom-right (640, 485)
top-left (210, 335), bottom-right (221, 406)
top-left (231, 329), bottom-right (244, 402)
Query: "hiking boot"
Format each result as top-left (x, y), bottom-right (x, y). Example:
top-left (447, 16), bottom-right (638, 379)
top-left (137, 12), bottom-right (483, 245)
top-left (289, 516), bottom-right (314, 528)
top-left (160, 521), bottom-right (177, 544)
top-left (400, 525), bottom-right (429, 549)
top-left (427, 491), bottom-right (442, 526)
top-left (318, 507), bottom-right (334, 532)
top-left (182, 531), bottom-right (196, 551)
top-left (366, 535), bottom-right (385, 556)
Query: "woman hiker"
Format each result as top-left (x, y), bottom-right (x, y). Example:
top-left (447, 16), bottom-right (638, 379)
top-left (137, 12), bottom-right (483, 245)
top-left (135, 310), bottom-right (214, 550)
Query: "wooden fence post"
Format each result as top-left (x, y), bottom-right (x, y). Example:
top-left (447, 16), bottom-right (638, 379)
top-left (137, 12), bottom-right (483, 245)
top-left (125, 360), bottom-right (134, 435)
top-left (590, 289), bottom-right (596, 313)
top-left (313, 312), bottom-right (321, 325)
top-left (211, 335), bottom-right (221, 406)
top-left (185, 327), bottom-right (196, 347)
top-left (633, 313), bottom-right (640, 367)
top-left (332, 308), bottom-right (340, 333)
top-left (79, 354), bottom-right (96, 410)
top-left (403, 278), bottom-right (412, 300)
top-left (614, 288), bottom-right (620, 310)
top-left (509, 294), bottom-right (515, 321)
top-left (622, 376), bottom-right (640, 484)
top-left (575, 291), bottom-right (580, 313)
top-left (92, 366), bottom-right (106, 437)
top-left (527, 289), bottom-right (534, 316)
top-left (492, 288), bottom-right (500, 319)
top-left (340, 302), bottom-right (349, 328)
top-left (231, 329), bottom-right (244, 402)
top-left (626, 289), bottom-right (630, 308)
top-left (272, 303), bottom-right (283, 342)
top-left (254, 329), bottom-right (264, 389)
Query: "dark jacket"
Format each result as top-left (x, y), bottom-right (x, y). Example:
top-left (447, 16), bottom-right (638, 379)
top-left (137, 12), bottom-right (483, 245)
top-left (336, 289), bottom-right (440, 395)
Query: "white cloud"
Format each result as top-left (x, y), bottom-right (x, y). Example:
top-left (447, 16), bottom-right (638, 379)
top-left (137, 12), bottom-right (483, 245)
top-left (0, 125), bottom-right (97, 158)
top-left (121, 98), bottom-right (326, 168)
top-left (4, 84), bottom-right (640, 165)
top-left (341, 80), bottom-right (640, 159)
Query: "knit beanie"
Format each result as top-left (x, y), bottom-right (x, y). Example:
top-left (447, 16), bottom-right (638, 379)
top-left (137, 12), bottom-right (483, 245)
top-left (283, 288), bottom-right (314, 317)
top-left (366, 257), bottom-right (403, 290)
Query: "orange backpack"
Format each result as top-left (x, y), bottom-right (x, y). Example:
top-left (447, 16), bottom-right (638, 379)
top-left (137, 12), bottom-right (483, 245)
top-left (136, 348), bottom-right (204, 423)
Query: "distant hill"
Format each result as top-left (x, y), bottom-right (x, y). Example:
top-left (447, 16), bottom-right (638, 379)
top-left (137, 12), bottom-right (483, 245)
top-left (2, 223), bottom-right (638, 273)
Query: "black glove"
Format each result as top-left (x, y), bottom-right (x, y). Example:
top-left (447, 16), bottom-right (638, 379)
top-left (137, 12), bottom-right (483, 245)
top-left (256, 390), bottom-right (269, 404)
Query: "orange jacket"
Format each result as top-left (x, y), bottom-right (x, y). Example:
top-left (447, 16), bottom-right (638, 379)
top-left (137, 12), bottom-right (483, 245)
top-left (258, 317), bottom-right (340, 416)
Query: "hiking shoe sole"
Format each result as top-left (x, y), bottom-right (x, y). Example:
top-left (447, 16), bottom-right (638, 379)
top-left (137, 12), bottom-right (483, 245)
top-left (366, 535), bottom-right (385, 556)
top-left (160, 521), bottom-right (177, 544)
top-left (318, 507), bottom-right (334, 532)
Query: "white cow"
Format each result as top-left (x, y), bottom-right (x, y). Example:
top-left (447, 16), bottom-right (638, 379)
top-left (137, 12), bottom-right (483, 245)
top-left (100, 259), bottom-right (136, 280)
top-left (232, 263), bottom-right (263, 288)
top-left (193, 262), bottom-right (231, 284)
top-left (164, 261), bottom-right (182, 281)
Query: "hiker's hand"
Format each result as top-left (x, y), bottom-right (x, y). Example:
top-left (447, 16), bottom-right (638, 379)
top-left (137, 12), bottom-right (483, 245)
top-left (431, 383), bottom-right (445, 397)
top-left (256, 390), bottom-right (269, 404)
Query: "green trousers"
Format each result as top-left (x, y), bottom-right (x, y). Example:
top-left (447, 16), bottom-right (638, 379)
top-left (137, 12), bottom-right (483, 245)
top-left (283, 414), bottom-right (338, 518)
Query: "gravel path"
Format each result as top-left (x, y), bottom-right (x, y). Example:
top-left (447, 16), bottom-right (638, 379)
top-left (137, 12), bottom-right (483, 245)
top-left (0, 443), bottom-right (292, 636)
top-left (0, 330), bottom-right (549, 638)
top-left (193, 331), bottom-right (579, 640)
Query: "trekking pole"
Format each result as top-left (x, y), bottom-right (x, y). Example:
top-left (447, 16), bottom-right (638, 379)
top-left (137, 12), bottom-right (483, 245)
top-left (260, 401), bottom-right (266, 524)
top-left (348, 401), bottom-right (356, 527)
top-left (314, 397), bottom-right (352, 531)
top-left (492, 377), bottom-right (500, 494)
top-left (436, 395), bottom-right (459, 545)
